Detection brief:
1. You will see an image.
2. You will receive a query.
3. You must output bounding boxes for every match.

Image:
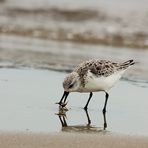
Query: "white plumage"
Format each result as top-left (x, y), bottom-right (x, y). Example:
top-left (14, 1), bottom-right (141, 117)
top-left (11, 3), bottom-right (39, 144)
top-left (57, 59), bottom-right (135, 111)
top-left (83, 70), bottom-right (125, 92)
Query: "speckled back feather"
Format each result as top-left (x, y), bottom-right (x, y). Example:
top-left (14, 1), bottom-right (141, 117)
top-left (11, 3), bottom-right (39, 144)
top-left (74, 59), bottom-right (134, 87)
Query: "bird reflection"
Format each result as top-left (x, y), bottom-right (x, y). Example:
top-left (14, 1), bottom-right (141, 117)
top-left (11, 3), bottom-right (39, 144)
top-left (56, 108), bottom-right (108, 133)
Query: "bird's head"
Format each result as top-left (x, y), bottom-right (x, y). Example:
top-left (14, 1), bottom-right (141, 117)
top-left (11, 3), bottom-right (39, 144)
top-left (63, 72), bottom-right (80, 92)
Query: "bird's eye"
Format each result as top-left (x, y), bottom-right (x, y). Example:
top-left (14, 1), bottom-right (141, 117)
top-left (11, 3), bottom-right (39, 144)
top-left (69, 84), bottom-right (73, 88)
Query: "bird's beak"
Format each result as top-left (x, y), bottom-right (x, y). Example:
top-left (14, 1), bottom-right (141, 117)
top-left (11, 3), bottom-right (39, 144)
top-left (56, 91), bottom-right (69, 105)
top-left (61, 91), bottom-right (69, 101)
top-left (63, 91), bottom-right (69, 101)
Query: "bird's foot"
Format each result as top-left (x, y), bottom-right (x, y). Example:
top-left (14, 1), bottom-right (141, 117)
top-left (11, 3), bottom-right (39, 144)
top-left (104, 122), bottom-right (107, 130)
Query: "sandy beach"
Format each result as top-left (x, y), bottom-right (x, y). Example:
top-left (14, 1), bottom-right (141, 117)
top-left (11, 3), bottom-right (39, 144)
top-left (0, 132), bottom-right (148, 148)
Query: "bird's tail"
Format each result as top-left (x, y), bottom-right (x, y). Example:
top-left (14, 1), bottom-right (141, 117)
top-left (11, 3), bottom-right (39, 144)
top-left (119, 59), bottom-right (135, 70)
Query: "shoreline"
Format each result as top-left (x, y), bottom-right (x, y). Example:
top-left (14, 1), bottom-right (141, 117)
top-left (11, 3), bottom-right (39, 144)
top-left (0, 35), bottom-right (148, 81)
top-left (0, 132), bottom-right (148, 148)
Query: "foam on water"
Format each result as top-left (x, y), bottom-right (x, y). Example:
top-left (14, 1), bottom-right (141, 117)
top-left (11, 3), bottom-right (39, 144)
top-left (0, 0), bottom-right (148, 48)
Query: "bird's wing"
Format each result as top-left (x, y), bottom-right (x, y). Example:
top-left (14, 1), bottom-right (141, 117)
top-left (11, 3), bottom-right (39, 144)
top-left (89, 60), bottom-right (120, 77)
top-left (74, 59), bottom-right (119, 78)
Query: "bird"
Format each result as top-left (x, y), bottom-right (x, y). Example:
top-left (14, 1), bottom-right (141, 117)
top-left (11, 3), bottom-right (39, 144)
top-left (56, 59), bottom-right (135, 113)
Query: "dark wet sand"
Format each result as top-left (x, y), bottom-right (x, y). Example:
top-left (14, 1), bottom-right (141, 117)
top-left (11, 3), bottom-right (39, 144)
top-left (0, 132), bottom-right (148, 148)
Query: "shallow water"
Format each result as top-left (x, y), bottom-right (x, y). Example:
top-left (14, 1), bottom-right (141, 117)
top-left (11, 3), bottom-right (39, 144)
top-left (0, 68), bottom-right (148, 136)
top-left (0, 35), bottom-right (148, 82)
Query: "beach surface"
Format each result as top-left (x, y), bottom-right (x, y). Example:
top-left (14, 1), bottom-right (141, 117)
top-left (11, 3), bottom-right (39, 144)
top-left (1, 132), bottom-right (148, 148)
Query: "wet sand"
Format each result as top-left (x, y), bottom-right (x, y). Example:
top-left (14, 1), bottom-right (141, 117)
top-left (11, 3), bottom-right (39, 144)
top-left (0, 132), bottom-right (148, 148)
top-left (0, 68), bottom-right (148, 135)
top-left (0, 63), bottom-right (148, 147)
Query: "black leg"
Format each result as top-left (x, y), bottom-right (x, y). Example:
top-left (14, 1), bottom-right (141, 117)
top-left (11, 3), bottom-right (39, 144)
top-left (84, 92), bottom-right (93, 110)
top-left (103, 111), bottom-right (107, 130)
top-left (102, 91), bottom-right (109, 114)
top-left (84, 109), bottom-right (91, 125)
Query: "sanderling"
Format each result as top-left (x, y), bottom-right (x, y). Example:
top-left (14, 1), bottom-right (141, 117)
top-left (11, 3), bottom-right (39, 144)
top-left (57, 59), bottom-right (135, 113)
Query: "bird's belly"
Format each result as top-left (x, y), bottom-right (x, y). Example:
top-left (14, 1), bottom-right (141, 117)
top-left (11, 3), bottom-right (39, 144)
top-left (82, 72), bottom-right (123, 92)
